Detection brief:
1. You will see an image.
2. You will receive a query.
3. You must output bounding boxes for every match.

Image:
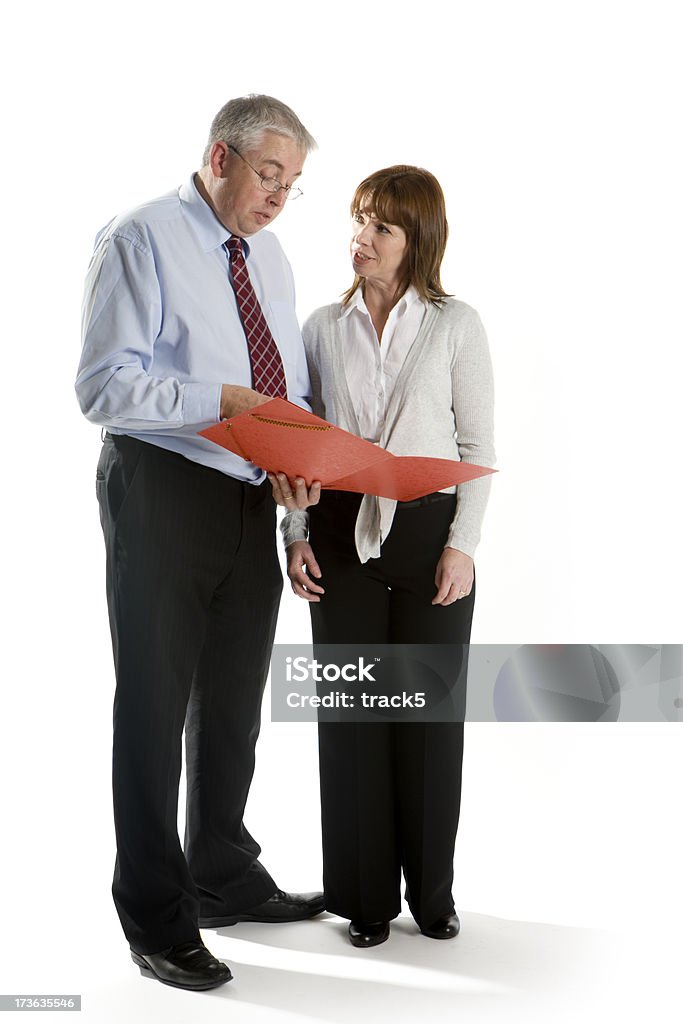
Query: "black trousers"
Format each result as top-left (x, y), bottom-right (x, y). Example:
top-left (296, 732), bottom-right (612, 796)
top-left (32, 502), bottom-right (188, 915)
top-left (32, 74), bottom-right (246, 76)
top-left (309, 491), bottom-right (474, 928)
top-left (96, 435), bottom-right (282, 953)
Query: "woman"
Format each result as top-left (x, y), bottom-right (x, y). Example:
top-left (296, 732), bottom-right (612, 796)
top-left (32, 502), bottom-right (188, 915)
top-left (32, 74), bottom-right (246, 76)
top-left (270, 165), bottom-right (495, 948)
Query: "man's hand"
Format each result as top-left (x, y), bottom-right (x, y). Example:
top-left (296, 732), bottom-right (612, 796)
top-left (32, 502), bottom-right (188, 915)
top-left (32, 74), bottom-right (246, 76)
top-left (220, 384), bottom-right (273, 419)
top-left (268, 472), bottom-right (321, 512)
top-left (286, 541), bottom-right (325, 602)
top-left (432, 548), bottom-right (474, 606)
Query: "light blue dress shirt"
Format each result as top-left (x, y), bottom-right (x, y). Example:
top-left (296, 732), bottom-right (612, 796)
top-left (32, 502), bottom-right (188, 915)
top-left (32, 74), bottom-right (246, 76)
top-left (76, 174), bottom-right (311, 482)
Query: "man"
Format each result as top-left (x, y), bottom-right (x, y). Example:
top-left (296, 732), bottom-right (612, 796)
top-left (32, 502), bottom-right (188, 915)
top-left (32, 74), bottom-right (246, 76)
top-left (76, 95), bottom-right (323, 992)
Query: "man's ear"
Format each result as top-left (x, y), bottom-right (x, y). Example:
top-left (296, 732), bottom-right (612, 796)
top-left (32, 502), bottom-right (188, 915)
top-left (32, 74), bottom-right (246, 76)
top-left (209, 141), bottom-right (230, 178)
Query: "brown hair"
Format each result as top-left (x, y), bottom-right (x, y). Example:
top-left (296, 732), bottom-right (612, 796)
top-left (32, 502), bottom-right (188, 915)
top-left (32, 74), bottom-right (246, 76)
top-left (342, 165), bottom-right (451, 307)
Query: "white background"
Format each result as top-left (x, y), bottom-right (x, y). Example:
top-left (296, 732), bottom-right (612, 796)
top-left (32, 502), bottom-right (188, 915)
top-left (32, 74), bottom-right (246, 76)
top-left (1, 1), bottom-right (681, 1021)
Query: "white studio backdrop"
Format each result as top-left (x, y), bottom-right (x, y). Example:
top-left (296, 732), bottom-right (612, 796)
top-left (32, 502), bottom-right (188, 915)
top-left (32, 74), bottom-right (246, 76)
top-left (1, 1), bottom-right (681, 1021)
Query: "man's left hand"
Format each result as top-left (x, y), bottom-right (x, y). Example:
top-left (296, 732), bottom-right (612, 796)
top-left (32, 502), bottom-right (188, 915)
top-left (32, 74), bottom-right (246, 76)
top-left (432, 548), bottom-right (474, 606)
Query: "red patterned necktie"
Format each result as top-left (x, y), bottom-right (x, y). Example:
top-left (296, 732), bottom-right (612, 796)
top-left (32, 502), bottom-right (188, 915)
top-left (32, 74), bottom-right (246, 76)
top-left (225, 237), bottom-right (288, 398)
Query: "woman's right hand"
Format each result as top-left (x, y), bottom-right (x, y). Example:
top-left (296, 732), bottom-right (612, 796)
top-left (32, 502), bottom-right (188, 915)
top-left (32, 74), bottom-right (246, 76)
top-left (286, 541), bottom-right (325, 602)
top-left (268, 472), bottom-right (322, 512)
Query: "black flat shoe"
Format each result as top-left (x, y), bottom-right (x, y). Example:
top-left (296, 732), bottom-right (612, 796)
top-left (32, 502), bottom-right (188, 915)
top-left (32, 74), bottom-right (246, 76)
top-left (130, 940), bottom-right (233, 990)
top-left (199, 889), bottom-right (325, 927)
top-left (348, 920), bottom-right (390, 948)
top-left (420, 912), bottom-right (461, 939)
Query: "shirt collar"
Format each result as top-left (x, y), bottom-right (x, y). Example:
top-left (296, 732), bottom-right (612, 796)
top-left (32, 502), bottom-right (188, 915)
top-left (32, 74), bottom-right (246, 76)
top-left (179, 174), bottom-right (251, 257)
top-left (338, 284), bottom-right (423, 321)
top-left (339, 286), bottom-right (368, 320)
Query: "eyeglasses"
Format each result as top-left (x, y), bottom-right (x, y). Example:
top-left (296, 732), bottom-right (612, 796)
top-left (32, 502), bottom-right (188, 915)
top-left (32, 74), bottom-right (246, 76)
top-left (228, 145), bottom-right (303, 200)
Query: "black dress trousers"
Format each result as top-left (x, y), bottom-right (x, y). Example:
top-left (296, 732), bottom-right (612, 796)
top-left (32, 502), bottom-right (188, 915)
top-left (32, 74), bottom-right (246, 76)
top-left (309, 491), bottom-right (474, 928)
top-left (96, 434), bottom-right (282, 954)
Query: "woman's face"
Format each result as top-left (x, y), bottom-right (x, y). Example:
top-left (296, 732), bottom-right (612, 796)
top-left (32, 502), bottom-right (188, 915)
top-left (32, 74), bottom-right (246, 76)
top-left (350, 207), bottom-right (409, 290)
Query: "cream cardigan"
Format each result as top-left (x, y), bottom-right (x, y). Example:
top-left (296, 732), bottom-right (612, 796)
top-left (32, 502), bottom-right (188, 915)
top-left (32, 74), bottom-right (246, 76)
top-left (282, 296), bottom-right (496, 563)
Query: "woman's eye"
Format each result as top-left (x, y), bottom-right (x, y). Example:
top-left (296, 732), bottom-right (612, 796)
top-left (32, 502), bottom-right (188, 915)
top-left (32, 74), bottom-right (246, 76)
top-left (376, 224), bottom-right (389, 233)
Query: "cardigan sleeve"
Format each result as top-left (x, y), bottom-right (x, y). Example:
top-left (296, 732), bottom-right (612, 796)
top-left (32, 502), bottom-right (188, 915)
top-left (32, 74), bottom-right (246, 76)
top-left (445, 306), bottom-right (496, 556)
top-left (301, 309), bottom-right (325, 419)
top-left (279, 309), bottom-right (328, 548)
top-left (279, 509), bottom-right (310, 547)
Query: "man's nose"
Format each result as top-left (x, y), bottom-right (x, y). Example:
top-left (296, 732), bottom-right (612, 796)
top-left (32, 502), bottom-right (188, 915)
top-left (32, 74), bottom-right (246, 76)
top-left (269, 187), bottom-right (288, 209)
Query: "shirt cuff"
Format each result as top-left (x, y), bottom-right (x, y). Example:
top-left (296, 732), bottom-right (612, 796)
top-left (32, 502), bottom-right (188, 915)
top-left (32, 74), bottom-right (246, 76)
top-left (280, 509), bottom-right (309, 546)
top-left (182, 382), bottom-right (222, 426)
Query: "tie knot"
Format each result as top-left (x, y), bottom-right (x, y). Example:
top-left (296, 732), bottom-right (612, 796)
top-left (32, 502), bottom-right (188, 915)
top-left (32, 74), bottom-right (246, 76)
top-left (226, 237), bottom-right (244, 261)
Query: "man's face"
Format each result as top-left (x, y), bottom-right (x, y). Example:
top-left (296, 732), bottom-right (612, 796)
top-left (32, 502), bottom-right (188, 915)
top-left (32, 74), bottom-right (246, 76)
top-left (209, 132), bottom-right (305, 237)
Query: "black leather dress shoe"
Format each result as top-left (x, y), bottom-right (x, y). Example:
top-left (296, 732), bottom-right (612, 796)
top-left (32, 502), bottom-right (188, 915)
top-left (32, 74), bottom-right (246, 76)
top-left (420, 912), bottom-right (461, 939)
top-left (130, 940), bottom-right (233, 990)
top-left (198, 889), bottom-right (325, 928)
top-left (348, 920), bottom-right (391, 948)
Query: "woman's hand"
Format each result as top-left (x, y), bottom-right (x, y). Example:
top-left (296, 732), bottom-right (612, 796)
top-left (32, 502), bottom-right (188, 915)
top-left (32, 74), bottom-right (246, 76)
top-left (268, 472), bottom-right (321, 512)
top-left (286, 541), bottom-right (325, 602)
top-left (432, 548), bottom-right (474, 606)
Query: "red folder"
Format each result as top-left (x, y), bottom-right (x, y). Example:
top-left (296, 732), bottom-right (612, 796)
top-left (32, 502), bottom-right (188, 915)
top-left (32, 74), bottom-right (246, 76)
top-left (199, 398), bottom-right (495, 501)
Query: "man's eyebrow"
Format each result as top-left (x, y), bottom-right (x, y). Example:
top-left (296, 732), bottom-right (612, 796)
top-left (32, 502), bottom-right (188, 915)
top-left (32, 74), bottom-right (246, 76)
top-left (260, 157), bottom-right (302, 180)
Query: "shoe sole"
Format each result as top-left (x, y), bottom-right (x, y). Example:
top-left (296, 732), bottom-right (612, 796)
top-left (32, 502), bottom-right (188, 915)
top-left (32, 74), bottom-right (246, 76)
top-left (349, 935), bottom-right (390, 948)
top-left (199, 905), bottom-right (326, 928)
top-left (131, 952), bottom-right (233, 990)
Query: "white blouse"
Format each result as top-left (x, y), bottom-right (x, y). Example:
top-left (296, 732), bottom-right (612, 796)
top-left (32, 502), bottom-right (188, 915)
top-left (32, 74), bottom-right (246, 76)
top-left (339, 285), bottom-right (427, 443)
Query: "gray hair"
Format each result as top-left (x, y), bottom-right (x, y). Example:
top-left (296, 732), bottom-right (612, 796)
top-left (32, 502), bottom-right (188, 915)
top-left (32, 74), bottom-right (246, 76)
top-left (202, 94), bottom-right (317, 165)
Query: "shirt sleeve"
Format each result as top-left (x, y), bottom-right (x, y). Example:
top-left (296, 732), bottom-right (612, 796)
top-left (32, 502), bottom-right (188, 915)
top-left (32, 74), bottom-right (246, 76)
top-left (75, 230), bottom-right (221, 431)
top-left (446, 307), bottom-right (496, 556)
